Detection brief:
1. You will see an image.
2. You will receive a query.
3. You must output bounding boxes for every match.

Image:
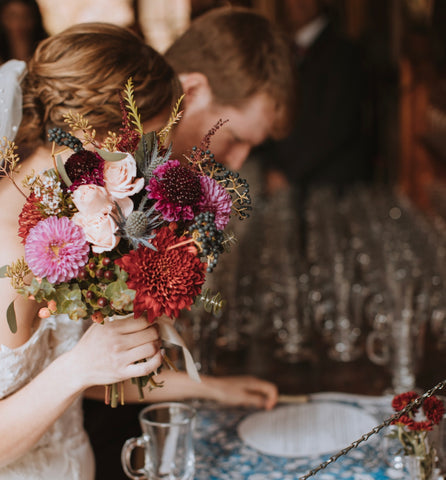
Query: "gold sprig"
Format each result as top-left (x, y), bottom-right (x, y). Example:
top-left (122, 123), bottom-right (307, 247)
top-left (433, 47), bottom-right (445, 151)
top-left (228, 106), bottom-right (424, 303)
top-left (5, 258), bottom-right (31, 289)
top-left (101, 131), bottom-right (121, 152)
top-left (0, 137), bottom-right (26, 197)
top-left (157, 94), bottom-right (185, 146)
top-left (197, 288), bottom-right (226, 315)
top-left (63, 111), bottom-right (97, 146)
top-left (123, 77), bottom-right (143, 135)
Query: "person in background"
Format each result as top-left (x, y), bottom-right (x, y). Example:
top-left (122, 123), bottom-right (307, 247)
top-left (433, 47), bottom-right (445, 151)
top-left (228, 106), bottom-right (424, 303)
top-left (85, 7), bottom-right (296, 479)
top-left (165, 6), bottom-right (295, 172)
top-left (263, 0), bottom-right (371, 197)
top-left (0, 0), bottom-right (47, 63)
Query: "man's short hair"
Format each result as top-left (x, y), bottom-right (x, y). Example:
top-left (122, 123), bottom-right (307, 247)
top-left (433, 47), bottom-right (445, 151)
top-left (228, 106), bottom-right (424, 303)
top-left (165, 7), bottom-right (296, 138)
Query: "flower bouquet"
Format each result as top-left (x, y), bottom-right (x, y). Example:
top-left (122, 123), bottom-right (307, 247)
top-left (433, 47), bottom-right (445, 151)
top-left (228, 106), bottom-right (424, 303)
top-left (390, 391), bottom-right (445, 480)
top-left (0, 78), bottom-right (251, 406)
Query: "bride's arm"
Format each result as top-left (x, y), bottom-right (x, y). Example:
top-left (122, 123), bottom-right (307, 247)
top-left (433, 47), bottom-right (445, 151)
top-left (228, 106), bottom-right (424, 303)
top-left (0, 316), bottom-right (162, 468)
top-left (85, 369), bottom-right (278, 410)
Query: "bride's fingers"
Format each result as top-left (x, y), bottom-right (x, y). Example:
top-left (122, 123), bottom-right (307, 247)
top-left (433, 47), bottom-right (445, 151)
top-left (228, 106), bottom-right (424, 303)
top-left (125, 351), bottom-right (163, 378)
top-left (108, 316), bottom-right (158, 334)
top-left (125, 339), bottom-right (162, 365)
top-left (120, 325), bottom-right (160, 349)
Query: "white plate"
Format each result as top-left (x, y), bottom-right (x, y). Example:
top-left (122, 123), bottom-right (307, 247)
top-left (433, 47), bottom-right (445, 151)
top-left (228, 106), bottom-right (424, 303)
top-left (237, 401), bottom-right (378, 458)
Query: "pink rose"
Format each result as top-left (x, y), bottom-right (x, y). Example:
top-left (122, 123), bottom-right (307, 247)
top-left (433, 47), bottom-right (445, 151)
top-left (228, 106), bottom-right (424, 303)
top-left (104, 153), bottom-right (144, 199)
top-left (72, 206), bottom-right (119, 253)
top-left (72, 185), bottom-right (111, 215)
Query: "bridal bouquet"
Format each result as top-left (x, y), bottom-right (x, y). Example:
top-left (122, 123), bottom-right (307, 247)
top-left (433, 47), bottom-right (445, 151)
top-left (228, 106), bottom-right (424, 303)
top-left (0, 78), bottom-right (251, 406)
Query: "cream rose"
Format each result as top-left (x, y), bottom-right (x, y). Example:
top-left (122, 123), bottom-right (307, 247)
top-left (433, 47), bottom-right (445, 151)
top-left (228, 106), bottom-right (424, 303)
top-left (72, 206), bottom-right (119, 253)
top-left (104, 153), bottom-right (144, 199)
top-left (72, 185), bottom-right (112, 215)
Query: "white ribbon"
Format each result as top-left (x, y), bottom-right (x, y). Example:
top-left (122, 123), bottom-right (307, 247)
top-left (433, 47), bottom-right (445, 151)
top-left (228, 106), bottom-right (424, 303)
top-left (157, 316), bottom-right (201, 383)
top-left (0, 60), bottom-right (27, 141)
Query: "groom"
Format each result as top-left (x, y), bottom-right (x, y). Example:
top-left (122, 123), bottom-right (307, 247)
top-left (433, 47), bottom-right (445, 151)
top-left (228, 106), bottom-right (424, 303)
top-left (84, 7), bottom-right (296, 480)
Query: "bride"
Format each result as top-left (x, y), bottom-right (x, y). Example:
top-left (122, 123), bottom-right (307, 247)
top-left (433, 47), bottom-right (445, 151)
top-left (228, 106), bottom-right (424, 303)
top-left (0, 21), bottom-right (281, 479)
top-left (0, 23), bottom-right (172, 479)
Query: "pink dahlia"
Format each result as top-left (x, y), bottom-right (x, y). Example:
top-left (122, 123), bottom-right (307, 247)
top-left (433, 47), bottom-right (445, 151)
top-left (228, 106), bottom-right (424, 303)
top-left (146, 160), bottom-right (202, 222)
top-left (197, 175), bottom-right (232, 229)
top-left (25, 216), bottom-right (90, 284)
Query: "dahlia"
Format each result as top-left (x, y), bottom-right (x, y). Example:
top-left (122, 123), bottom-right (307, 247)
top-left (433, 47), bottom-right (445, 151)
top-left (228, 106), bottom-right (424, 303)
top-left (115, 226), bottom-right (206, 321)
top-left (64, 150), bottom-right (105, 191)
top-left (146, 160), bottom-right (202, 222)
top-left (197, 175), bottom-right (232, 229)
top-left (423, 396), bottom-right (445, 425)
top-left (18, 193), bottom-right (45, 244)
top-left (25, 216), bottom-right (90, 284)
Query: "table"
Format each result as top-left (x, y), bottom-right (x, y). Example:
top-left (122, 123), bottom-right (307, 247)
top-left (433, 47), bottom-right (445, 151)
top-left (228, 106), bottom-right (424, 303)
top-left (192, 394), bottom-right (406, 480)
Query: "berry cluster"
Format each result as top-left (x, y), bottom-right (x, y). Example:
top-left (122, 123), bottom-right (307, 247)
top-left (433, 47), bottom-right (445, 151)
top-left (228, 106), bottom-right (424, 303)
top-left (78, 255), bottom-right (116, 309)
top-left (48, 128), bottom-right (84, 153)
top-left (189, 211), bottom-right (225, 272)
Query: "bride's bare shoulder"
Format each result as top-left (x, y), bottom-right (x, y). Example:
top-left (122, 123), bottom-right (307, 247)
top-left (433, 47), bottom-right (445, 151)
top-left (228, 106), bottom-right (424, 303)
top-left (0, 147), bottom-right (48, 347)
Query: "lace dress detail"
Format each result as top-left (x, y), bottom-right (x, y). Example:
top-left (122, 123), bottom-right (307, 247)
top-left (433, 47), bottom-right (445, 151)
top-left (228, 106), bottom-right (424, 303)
top-left (0, 315), bottom-right (95, 479)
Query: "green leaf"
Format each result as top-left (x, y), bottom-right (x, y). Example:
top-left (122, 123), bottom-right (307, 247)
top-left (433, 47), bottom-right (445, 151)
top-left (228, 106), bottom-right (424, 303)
top-left (95, 148), bottom-right (127, 162)
top-left (56, 155), bottom-right (72, 187)
top-left (135, 131), bottom-right (156, 173)
top-left (0, 265), bottom-right (8, 278)
top-left (7, 301), bottom-right (17, 333)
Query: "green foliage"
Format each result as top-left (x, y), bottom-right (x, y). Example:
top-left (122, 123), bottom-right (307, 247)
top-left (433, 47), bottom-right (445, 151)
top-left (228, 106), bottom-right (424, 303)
top-left (94, 148), bottom-right (127, 162)
top-left (6, 301), bottom-right (17, 333)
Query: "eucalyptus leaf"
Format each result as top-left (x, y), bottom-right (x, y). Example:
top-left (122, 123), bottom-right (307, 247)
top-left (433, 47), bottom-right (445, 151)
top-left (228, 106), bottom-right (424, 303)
top-left (7, 301), bottom-right (17, 333)
top-left (56, 155), bottom-right (72, 187)
top-left (0, 265), bottom-right (8, 278)
top-left (95, 148), bottom-right (127, 162)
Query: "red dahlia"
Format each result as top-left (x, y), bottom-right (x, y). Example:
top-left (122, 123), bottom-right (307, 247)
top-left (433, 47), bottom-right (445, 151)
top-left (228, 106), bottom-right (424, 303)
top-left (115, 226), bottom-right (206, 322)
top-left (18, 193), bottom-right (45, 244)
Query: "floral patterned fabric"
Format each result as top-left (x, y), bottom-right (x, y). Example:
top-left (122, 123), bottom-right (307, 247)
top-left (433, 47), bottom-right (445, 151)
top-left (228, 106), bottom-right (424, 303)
top-left (192, 396), bottom-right (408, 480)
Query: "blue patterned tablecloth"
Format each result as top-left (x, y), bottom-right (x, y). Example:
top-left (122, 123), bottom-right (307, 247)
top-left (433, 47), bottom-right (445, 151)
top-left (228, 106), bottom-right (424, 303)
top-left (192, 394), bottom-right (406, 480)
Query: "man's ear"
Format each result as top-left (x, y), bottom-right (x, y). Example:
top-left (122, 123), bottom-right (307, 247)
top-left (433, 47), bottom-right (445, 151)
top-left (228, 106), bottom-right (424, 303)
top-left (178, 72), bottom-right (213, 112)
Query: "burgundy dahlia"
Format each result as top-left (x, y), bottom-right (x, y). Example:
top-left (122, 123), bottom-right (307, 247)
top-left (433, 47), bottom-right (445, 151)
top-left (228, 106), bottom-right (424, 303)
top-left (146, 160), bottom-right (202, 222)
top-left (64, 150), bottom-right (105, 191)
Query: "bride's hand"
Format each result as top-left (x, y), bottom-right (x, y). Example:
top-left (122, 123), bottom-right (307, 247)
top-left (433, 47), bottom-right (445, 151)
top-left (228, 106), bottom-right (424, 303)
top-left (68, 316), bottom-right (162, 389)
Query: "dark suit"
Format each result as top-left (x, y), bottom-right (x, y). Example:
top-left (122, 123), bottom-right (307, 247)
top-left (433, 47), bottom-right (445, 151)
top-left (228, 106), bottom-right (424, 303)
top-left (271, 22), bottom-right (371, 188)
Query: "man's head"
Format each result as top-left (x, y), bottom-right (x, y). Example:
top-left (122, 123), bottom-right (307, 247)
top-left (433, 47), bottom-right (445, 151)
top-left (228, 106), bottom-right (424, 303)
top-left (165, 6), bottom-right (295, 170)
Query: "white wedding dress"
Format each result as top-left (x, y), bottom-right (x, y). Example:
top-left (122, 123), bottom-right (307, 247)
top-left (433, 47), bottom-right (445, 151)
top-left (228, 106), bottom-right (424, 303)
top-left (0, 315), bottom-right (95, 479)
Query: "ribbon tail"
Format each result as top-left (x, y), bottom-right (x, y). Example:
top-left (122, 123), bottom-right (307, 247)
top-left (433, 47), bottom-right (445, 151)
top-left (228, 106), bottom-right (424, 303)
top-left (157, 317), bottom-right (201, 383)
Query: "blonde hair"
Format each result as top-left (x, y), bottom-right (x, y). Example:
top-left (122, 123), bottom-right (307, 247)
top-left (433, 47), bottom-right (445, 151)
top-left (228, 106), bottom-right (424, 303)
top-left (165, 7), bottom-right (295, 138)
top-left (16, 22), bottom-right (181, 147)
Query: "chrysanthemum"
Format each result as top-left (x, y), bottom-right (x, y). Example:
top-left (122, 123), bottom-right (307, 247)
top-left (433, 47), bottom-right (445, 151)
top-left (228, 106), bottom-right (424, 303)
top-left (423, 396), bottom-right (445, 425)
top-left (146, 160), bottom-right (202, 222)
top-left (64, 150), bottom-right (105, 191)
top-left (197, 175), bottom-right (232, 229)
top-left (18, 193), bottom-right (45, 244)
top-left (25, 216), bottom-right (90, 284)
top-left (115, 225), bottom-right (206, 322)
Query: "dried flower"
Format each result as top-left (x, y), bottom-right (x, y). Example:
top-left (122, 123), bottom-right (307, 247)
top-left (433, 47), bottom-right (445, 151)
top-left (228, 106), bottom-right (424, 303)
top-left (25, 216), bottom-right (90, 284)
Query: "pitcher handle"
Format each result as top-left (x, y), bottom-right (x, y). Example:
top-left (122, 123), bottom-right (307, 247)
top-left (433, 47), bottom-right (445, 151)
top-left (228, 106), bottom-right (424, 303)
top-left (366, 330), bottom-right (390, 366)
top-left (121, 436), bottom-right (147, 479)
